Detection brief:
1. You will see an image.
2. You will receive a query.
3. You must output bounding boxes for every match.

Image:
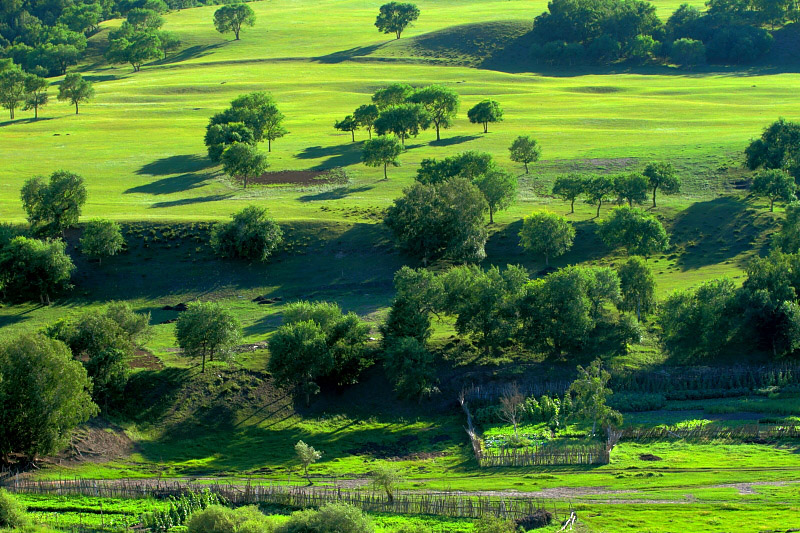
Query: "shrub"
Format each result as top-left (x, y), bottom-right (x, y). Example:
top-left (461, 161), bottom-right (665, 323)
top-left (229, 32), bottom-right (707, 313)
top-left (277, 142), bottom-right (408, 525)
top-left (608, 392), bottom-right (666, 412)
top-left (473, 515), bottom-right (517, 533)
top-left (0, 489), bottom-right (29, 528)
top-left (211, 206), bottom-right (283, 261)
top-left (187, 505), bottom-right (236, 533)
top-left (516, 509), bottom-right (553, 530)
top-left (278, 503), bottom-right (374, 533)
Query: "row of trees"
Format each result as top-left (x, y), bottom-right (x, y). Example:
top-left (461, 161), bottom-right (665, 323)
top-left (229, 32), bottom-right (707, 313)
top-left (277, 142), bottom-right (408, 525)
top-left (0, 63), bottom-right (93, 119)
top-left (529, 0), bottom-right (785, 67)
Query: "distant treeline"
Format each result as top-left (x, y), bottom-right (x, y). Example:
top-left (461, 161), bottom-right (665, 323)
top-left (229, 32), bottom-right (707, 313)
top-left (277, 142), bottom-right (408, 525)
top-left (529, 0), bottom-right (793, 66)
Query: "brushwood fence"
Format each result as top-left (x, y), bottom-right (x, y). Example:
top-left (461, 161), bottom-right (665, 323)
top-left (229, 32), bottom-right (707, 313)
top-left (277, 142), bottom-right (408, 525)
top-left (621, 423), bottom-right (800, 441)
top-left (3, 478), bottom-right (572, 523)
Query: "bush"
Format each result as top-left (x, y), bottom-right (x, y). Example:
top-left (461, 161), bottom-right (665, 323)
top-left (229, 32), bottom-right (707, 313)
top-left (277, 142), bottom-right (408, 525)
top-left (187, 505), bottom-right (236, 533)
top-left (473, 515), bottom-right (517, 533)
top-left (669, 38), bottom-right (705, 66)
top-left (516, 509), bottom-right (553, 530)
top-left (0, 489), bottom-right (29, 528)
top-left (278, 503), bottom-right (374, 533)
top-left (211, 206), bottom-right (283, 261)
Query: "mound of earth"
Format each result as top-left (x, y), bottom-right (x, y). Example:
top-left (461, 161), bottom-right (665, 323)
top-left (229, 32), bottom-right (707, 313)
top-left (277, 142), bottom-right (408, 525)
top-left (639, 453), bottom-right (663, 461)
top-left (60, 419), bottom-right (136, 465)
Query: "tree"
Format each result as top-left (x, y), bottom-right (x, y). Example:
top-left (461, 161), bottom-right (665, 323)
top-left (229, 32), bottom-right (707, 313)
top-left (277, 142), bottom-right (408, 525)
top-left (267, 320), bottom-right (331, 404)
top-left (294, 440), bottom-right (322, 485)
top-left (23, 74), bottom-right (48, 119)
top-left (383, 336), bottom-right (436, 400)
top-left (0, 489), bottom-right (29, 527)
top-left (508, 135), bottom-right (541, 173)
top-left (221, 142), bottom-right (268, 189)
top-left (362, 135), bottom-right (402, 179)
top-left (334, 115), bottom-right (359, 142)
top-left (106, 31), bottom-right (162, 71)
top-left (467, 99), bottom-right (503, 133)
top-left (80, 219), bottom-right (125, 265)
top-left (0, 333), bottom-right (97, 465)
top-left (0, 237), bottom-right (74, 305)
top-left (385, 178), bottom-right (488, 263)
top-left (354, 104), bottom-right (379, 138)
top-left (214, 3), bottom-right (256, 40)
top-left (568, 359), bottom-right (622, 436)
top-left (126, 8), bottom-right (164, 31)
top-left (372, 83), bottom-right (413, 109)
top-left (375, 2), bottom-right (420, 39)
top-left (156, 30), bottom-right (180, 58)
top-left (58, 3), bottom-right (102, 34)
top-left (474, 168), bottom-right (517, 224)
top-left (519, 211), bottom-right (575, 266)
top-left (552, 174), bottom-right (585, 213)
top-left (613, 173), bottom-right (649, 207)
top-left (415, 151), bottom-right (494, 185)
top-left (371, 465), bottom-right (401, 501)
top-left (598, 206), bottom-right (669, 257)
top-left (211, 205), bottom-right (283, 261)
top-left (751, 169), bottom-right (797, 212)
top-left (374, 103), bottom-right (430, 146)
top-left (584, 174), bottom-right (615, 217)
top-left (0, 67), bottom-right (25, 119)
top-left (618, 256), bottom-right (656, 321)
top-left (643, 162), bottom-right (680, 207)
top-left (745, 118), bottom-right (800, 181)
top-left (775, 202), bottom-right (800, 253)
top-left (57, 72), bottom-right (93, 114)
top-left (175, 301), bottom-right (241, 373)
top-left (209, 92), bottom-right (287, 151)
top-left (499, 384), bottom-right (524, 436)
top-left (204, 122), bottom-right (254, 162)
top-left (669, 38), bottom-right (706, 66)
top-left (408, 85), bottom-right (459, 141)
top-left (21, 170), bottom-right (87, 237)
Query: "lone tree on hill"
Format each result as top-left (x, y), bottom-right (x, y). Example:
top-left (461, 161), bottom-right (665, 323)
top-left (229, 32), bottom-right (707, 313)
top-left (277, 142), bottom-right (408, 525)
top-left (519, 211), bottom-right (575, 266)
top-left (751, 168), bottom-right (797, 212)
top-left (408, 85), bottom-right (459, 141)
top-left (375, 2), bottom-right (420, 39)
top-left (57, 72), bottom-right (93, 114)
top-left (362, 135), bottom-right (402, 179)
top-left (508, 135), bottom-right (541, 173)
top-left (643, 162), bottom-right (680, 207)
top-left (552, 174), bottom-right (585, 213)
top-left (80, 219), bottom-right (125, 265)
top-left (221, 142), bottom-right (268, 189)
top-left (21, 170), bottom-right (87, 237)
top-left (294, 440), bottom-right (322, 485)
top-left (334, 115), bottom-right (359, 142)
top-left (468, 99), bottom-right (503, 133)
top-left (211, 205), bottom-right (283, 262)
top-left (175, 301), bottom-right (241, 373)
top-left (214, 3), bottom-right (256, 40)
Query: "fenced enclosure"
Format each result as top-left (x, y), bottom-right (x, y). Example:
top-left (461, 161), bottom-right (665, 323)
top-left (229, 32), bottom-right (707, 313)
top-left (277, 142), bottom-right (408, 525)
top-left (3, 477), bottom-right (574, 523)
top-left (621, 422), bottom-right (800, 441)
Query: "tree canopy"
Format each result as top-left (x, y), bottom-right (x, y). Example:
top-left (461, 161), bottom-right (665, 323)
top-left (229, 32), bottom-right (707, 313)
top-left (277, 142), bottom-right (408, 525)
top-left (214, 3), bottom-right (256, 40)
top-left (474, 168), bottom-right (517, 224)
top-left (211, 205), bottom-right (283, 261)
top-left (467, 99), bottom-right (503, 133)
top-left (519, 211), bottom-right (575, 266)
top-left (552, 174), bottom-right (585, 213)
top-left (220, 142), bottom-right (268, 189)
top-left (20, 170), bottom-right (86, 237)
top-left (598, 206), bottom-right (669, 257)
top-left (362, 135), bottom-right (402, 179)
top-left (751, 168), bottom-right (796, 212)
top-left (408, 85), bottom-right (459, 141)
top-left (80, 219), bottom-right (125, 264)
top-left (375, 2), bottom-right (420, 39)
top-left (643, 162), bottom-right (680, 207)
top-left (175, 301), bottom-right (241, 373)
top-left (57, 72), bottom-right (93, 114)
top-left (508, 135), bottom-right (541, 173)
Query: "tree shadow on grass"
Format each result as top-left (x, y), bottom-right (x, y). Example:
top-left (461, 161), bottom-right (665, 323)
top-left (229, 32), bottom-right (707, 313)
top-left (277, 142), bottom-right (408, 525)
top-left (151, 194), bottom-right (232, 208)
top-left (312, 43), bottom-right (387, 64)
top-left (429, 135), bottom-right (481, 147)
top-left (298, 186), bottom-right (373, 202)
top-left (126, 173), bottom-right (214, 195)
top-left (0, 116), bottom-right (57, 127)
top-left (295, 144), bottom-right (363, 170)
top-left (137, 154), bottom-right (215, 176)
top-left (670, 196), bottom-right (770, 270)
top-left (152, 43), bottom-right (227, 66)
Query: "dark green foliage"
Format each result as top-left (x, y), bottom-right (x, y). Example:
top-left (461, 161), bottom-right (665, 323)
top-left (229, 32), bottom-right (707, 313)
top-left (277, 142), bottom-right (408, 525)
top-left (0, 333), bottom-right (97, 464)
top-left (598, 206), bottom-right (669, 257)
top-left (57, 72), bottom-right (92, 113)
top-left (361, 135), bottom-right (402, 179)
top-left (23, 72), bottom-right (48, 118)
top-left (204, 122), bottom-right (255, 162)
top-left (618, 256), bottom-right (656, 320)
top-left (568, 359), bottom-right (622, 435)
top-left (472, 515), bottom-right (517, 533)
top-left (220, 142), bottom-right (269, 188)
top-left (106, 24), bottom-right (163, 72)
top-left (774, 202), bottom-right (800, 253)
top-left (141, 490), bottom-right (227, 532)
top-left (371, 83), bottom-right (413, 109)
top-left (80, 219), bottom-right (125, 264)
top-left (214, 3), bottom-right (256, 40)
top-left (583, 174), bottom-right (615, 217)
top-left (211, 206), bottom-right (283, 261)
top-left (384, 336), bottom-right (437, 400)
top-left (643, 162), bottom-right (680, 207)
top-left (745, 118), bottom-right (800, 182)
top-left (209, 92), bottom-right (286, 151)
top-left (384, 177), bottom-right (488, 263)
top-left (508, 135), bottom-right (541, 173)
top-left (373, 103), bottom-right (430, 145)
top-left (408, 84), bottom-right (459, 140)
top-left (268, 320), bottom-right (330, 404)
top-left (353, 104), bottom-right (379, 137)
top-left (175, 301), bottom-right (242, 373)
top-left (467, 99), bottom-right (503, 133)
top-left (334, 114), bottom-right (359, 142)
top-left (519, 211), bottom-right (575, 266)
top-left (0, 236), bottom-right (74, 304)
top-left (20, 170), bottom-right (86, 237)
top-left (415, 150), bottom-right (494, 185)
top-left (0, 66), bottom-right (25, 119)
top-left (278, 503), bottom-right (374, 533)
top-left (668, 37), bottom-right (706, 66)
top-left (474, 168), bottom-right (517, 224)
top-left (607, 392), bottom-right (666, 411)
top-left (375, 2), bottom-right (420, 39)
top-left (613, 173), bottom-right (649, 207)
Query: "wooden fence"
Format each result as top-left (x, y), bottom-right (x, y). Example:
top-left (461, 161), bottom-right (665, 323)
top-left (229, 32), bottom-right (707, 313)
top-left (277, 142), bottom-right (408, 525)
top-left (3, 477), bottom-right (572, 523)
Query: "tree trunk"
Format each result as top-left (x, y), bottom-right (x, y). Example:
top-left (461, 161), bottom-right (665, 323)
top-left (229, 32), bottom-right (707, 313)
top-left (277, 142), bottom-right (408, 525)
top-left (592, 419), bottom-right (597, 437)
top-left (235, 28), bottom-right (240, 40)
top-left (368, 127), bottom-right (372, 139)
top-left (636, 295), bottom-right (641, 322)
top-left (524, 161), bottom-right (529, 173)
top-left (596, 201), bottom-right (601, 218)
top-left (268, 138), bottom-right (271, 152)
top-left (34, 106), bottom-right (38, 119)
top-left (383, 162), bottom-right (388, 180)
top-left (9, 108), bottom-right (13, 119)
top-left (628, 199), bottom-right (633, 207)
top-left (351, 130), bottom-right (355, 142)
top-left (396, 30), bottom-right (401, 39)
top-left (770, 198), bottom-right (775, 212)
top-left (652, 187), bottom-right (657, 207)
top-left (570, 198), bottom-right (575, 213)
top-left (483, 122), bottom-right (488, 133)
top-left (489, 206), bottom-right (494, 224)
top-left (435, 123), bottom-right (440, 141)
top-left (201, 351), bottom-right (206, 373)
top-left (75, 102), bottom-right (79, 114)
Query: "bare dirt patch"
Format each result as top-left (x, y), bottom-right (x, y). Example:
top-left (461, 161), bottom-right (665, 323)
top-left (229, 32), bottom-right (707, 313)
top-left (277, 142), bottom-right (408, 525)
top-left (58, 419), bottom-right (136, 465)
top-left (130, 349), bottom-right (164, 370)
top-left (252, 170), bottom-right (339, 186)
top-left (639, 453), bottom-right (663, 461)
